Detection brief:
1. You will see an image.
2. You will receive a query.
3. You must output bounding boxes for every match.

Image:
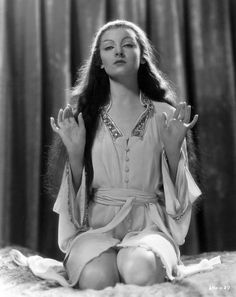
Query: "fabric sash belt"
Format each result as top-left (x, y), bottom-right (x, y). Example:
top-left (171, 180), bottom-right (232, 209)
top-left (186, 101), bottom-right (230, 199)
top-left (93, 187), bottom-right (158, 206)
top-left (75, 187), bottom-right (159, 237)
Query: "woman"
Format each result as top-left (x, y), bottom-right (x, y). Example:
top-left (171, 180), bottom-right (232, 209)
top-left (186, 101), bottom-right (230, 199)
top-left (50, 19), bottom-right (201, 290)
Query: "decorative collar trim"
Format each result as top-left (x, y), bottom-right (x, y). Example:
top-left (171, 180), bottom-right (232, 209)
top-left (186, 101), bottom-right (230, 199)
top-left (101, 93), bottom-right (154, 141)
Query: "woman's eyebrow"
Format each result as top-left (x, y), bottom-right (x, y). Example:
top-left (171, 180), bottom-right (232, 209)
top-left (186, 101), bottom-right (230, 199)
top-left (122, 36), bottom-right (135, 42)
top-left (102, 39), bottom-right (114, 43)
top-left (102, 36), bottom-right (135, 43)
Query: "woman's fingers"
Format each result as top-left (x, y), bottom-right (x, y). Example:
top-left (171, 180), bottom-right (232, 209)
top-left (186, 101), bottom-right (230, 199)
top-left (62, 106), bottom-right (70, 122)
top-left (178, 102), bottom-right (186, 121)
top-left (57, 105), bottom-right (74, 126)
top-left (78, 112), bottom-right (85, 130)
top-left (64, 105), bottom-right (74, 120)
top-left (175, 103), bottom-right (196, 126)
top-left (187, 114), bottom-right (199, 129)
top-left (184, 105), bottom-right (191, 123)
top-left (160, 112), bottom-right (168, 133)
top-left (173, 103), bottom-right (181, 119)
top-left (51, 107), bottom-right (85, 138)
top-left (58, 109), bottom-right (63, 125)
top-left (173, 102), bottom-right (188, 122)
top-left (50, 117), bottom-right (60, 133)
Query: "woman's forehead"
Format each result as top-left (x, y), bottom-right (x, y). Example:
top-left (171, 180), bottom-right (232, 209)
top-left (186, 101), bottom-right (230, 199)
top-left (100, 27), bottom-right (137, 42)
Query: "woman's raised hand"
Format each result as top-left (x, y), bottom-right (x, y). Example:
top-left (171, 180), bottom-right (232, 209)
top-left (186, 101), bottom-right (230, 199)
top-left (160, 102), bottom-right (198, 154)
top-left (50, 105), bottom-right (86, 158)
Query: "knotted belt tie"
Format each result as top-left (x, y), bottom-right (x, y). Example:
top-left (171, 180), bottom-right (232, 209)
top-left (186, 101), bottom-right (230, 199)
top-left (91, 188), bottom-right (182, 257)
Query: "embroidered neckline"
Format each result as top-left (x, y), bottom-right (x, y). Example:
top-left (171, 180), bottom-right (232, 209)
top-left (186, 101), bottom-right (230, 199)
top-left (101, 93), bottom-right (154, 141)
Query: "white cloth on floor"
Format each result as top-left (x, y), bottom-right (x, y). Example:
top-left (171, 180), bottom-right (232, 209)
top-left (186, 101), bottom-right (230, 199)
top-left (10, 249), bottom-right (221, 287)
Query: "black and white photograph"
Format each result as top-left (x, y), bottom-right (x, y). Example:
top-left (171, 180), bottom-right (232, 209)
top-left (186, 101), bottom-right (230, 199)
top-left (0, 0), bottom-right (236, 296)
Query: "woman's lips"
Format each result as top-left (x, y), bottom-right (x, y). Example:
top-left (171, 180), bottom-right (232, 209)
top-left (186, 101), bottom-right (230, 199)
top-left (114, 60), bottom-right (126, 64)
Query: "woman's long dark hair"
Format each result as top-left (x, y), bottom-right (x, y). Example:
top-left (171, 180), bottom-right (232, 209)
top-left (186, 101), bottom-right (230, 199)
top-left (46, 20), bottom-right (195, 200)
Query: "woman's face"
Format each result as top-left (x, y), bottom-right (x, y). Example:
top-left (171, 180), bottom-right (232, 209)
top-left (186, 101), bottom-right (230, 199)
top-left (99, 27), bottom-right (142, 79)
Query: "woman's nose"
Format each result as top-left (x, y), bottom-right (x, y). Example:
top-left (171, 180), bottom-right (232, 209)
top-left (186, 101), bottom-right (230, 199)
top-left (115, 52), bottom-right (125, 58)
top-left (115, 47), bottom-right (125, 57)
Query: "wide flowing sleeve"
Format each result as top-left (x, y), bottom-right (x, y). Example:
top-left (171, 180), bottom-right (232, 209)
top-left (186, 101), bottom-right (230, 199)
top-left (53, 162), bottom-right (88, 253)
top-left (161, 139), bottom-right (202, 245)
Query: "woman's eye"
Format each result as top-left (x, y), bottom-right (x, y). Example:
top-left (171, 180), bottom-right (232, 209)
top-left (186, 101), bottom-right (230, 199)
top-left (104, 46), bottom-right (114, 50)
top-left (123, 43), bottom-right (134, 48)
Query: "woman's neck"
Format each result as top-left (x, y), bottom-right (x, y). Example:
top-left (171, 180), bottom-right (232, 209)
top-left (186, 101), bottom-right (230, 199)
top-left (109, 77), bottom-right (140, 108)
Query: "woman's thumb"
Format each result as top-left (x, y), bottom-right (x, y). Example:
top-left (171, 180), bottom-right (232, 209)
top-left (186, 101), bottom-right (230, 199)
top-left (161, 112), bottom-right (168, 128)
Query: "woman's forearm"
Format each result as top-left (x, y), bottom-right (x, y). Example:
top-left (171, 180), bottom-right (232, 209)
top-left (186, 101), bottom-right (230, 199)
top-left (68, 151), bottom-right (84, 193)
top-left (165, 149), bottom-right (181, 184)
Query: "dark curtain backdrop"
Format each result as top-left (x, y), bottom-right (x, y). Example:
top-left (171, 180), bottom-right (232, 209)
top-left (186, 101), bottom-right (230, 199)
top-left (0, 0), bottom-right (235, 260)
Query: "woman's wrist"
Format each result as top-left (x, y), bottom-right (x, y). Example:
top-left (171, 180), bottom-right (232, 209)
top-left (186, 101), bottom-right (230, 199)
top-left (68, 150), bottom-right (84, 167)
top-left (164, 144), bottom-right (181, 159)
top-left (164, 147), bottom-right (181, 184)
top-left (67, 145), bottom-right (85, 160)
